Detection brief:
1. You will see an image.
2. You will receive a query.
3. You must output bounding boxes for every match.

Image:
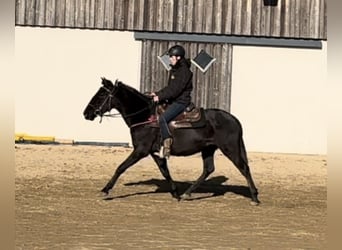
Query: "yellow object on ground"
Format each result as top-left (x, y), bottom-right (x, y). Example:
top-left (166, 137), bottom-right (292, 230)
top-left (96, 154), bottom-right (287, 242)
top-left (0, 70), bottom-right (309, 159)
top-left (15, 133), bottom-right (55, 143)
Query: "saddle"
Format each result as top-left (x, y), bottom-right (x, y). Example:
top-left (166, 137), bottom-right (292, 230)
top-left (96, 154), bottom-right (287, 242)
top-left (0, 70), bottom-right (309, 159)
top-left (148, 102), bottom-right (206, 130)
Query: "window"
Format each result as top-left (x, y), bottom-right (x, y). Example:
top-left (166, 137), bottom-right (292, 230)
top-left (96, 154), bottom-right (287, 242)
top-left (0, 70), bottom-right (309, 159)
top-left (191, 49), bottom-right (216, 73)
top-left (157, 52), bottom-right (171, 71)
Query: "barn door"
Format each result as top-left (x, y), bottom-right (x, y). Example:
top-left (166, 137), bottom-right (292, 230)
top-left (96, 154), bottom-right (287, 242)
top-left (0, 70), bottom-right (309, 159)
top-left (140, 40), bottom-right (233, 111)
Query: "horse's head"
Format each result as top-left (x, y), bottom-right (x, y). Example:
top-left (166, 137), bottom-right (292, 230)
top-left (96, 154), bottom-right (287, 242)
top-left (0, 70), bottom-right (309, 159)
top-left (83, 77), bottom-right (118, 121)
top-left (84, 77), bottom-right (154, 127)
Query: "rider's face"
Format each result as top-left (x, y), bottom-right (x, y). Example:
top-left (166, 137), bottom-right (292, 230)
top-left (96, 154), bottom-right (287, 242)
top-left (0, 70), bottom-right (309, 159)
top-left (169, 55), bottom-right (180, 66)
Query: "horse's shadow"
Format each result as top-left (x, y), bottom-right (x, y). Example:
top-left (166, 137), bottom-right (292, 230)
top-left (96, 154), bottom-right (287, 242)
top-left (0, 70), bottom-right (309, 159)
top-left (103, 176), bottom-right (251, 201)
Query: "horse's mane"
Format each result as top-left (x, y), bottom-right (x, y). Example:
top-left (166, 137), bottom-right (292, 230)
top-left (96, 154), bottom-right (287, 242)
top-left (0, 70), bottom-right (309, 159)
top-left (116, 81), bottom-right (151, 105)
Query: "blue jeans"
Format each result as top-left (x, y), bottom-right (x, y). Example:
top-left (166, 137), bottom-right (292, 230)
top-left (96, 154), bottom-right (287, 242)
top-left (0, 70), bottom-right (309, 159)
top-left (159, 102), bottom-right (187, 140)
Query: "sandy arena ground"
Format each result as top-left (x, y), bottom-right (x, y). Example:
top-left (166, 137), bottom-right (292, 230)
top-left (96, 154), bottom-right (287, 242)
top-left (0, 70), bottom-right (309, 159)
top-left (15, 144), bottom-right (327, 249)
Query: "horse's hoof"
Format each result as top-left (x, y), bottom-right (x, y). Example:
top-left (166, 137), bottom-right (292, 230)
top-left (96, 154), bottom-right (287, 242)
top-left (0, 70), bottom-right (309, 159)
top-left (171, 192), bottom-right (181, 201)
top-left (100, 188), bottom-right (109, 196)
top-left (250, 201), bottom-right (260, 206)
top-left (180, 193), bottom-right (191, 200)
top-left (96, 191), bottom-right (107, 199)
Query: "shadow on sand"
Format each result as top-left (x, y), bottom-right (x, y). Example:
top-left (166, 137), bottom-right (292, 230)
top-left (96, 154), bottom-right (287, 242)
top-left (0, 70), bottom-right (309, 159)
top-left (103, 176), bottom-right (251, 201)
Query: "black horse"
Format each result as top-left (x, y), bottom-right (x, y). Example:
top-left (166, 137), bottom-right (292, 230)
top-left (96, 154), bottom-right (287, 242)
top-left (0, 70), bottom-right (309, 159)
top-left (83, 78), bottom-right (260, 205)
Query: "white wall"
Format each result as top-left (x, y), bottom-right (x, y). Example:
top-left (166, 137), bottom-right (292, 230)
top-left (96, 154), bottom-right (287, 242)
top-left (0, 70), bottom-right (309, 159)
top-left (231, 43), bottom-right (327, 154)
top-left (15, 27), bottom-right (141, 143)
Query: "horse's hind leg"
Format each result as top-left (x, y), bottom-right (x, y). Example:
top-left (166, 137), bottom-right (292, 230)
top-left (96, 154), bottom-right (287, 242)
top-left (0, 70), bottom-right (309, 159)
top-left (151, 154), bottom-right (180, 200)
top-left (220, 138), bottom-right (260, 205)
top-left (181, 145), bottom-right (217, 199)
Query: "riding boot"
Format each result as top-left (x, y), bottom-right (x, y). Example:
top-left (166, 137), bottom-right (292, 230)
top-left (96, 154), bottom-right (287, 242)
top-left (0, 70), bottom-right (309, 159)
top-left (158, 138), bottom-right (173, 159)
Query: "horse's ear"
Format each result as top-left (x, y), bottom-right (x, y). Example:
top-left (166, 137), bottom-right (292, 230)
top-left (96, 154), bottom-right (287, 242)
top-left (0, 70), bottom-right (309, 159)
top-left (101, 77), bottom-right (114, 88)
top-left (114, 79), bottom-right (119, 86)
top-left (101, 77), bottom-right (106, 85)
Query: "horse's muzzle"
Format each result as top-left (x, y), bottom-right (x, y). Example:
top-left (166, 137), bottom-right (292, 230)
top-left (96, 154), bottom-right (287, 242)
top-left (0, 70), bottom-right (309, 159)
top-left (83, 111), bottom-right (96, 121)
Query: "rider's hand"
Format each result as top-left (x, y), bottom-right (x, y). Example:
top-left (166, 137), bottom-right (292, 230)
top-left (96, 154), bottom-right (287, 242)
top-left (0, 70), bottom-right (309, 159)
top-left (153, 95), bottom-right (159, 102)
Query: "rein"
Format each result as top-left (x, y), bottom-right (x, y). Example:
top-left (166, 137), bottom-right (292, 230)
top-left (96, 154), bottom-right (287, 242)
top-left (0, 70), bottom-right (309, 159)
top-left (102, 105), bottom-right (151, 119)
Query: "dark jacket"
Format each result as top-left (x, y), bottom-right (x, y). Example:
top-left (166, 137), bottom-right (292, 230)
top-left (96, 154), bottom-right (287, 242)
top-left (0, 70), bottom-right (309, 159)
top-left (156, 58), bottom-right (193, 105)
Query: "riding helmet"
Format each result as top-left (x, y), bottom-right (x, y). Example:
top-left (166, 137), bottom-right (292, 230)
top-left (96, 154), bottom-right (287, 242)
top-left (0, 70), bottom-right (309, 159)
top-left (168, 45), bottom-right (186, 58)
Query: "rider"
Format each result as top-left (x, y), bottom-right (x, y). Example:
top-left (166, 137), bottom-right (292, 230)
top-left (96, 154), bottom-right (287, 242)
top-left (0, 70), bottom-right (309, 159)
top-left (150, 45), bottom-right (193, 159)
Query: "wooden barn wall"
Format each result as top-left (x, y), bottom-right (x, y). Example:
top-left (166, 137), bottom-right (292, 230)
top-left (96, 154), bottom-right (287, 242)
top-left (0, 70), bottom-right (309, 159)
top-left (15, 0), bottom-right (327, 40)
top-left (140, 41), bottom-right (233, 111)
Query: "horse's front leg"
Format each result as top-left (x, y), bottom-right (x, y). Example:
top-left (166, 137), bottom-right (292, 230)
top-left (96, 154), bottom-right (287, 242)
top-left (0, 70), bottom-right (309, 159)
top-left (151, 154), bottom-right (180, 200)
top-left (101, 149), bottom-right (147, 195)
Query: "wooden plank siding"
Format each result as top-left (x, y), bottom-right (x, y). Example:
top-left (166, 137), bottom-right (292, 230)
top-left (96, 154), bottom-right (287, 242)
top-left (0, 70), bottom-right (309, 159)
top-left (15, 0), bottom-right (327, 40)
top-left (140, 41), bottom-right (233, 111)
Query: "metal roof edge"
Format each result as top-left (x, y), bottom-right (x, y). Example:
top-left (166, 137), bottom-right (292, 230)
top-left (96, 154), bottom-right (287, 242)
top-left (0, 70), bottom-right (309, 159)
top-left (134, 32), bottom-right (322, 49)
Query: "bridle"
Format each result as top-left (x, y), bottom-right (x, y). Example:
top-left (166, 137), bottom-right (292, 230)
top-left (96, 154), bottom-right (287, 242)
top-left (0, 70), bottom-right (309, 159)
top-left (87, 86), bottom-right (119, 122)
top-left (90, 85), bottom-right (155, 125)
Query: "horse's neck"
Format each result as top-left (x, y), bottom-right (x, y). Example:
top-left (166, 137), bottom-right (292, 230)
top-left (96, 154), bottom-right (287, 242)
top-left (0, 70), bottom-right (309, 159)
top-left (115, 88), bottom-right (151, 127)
